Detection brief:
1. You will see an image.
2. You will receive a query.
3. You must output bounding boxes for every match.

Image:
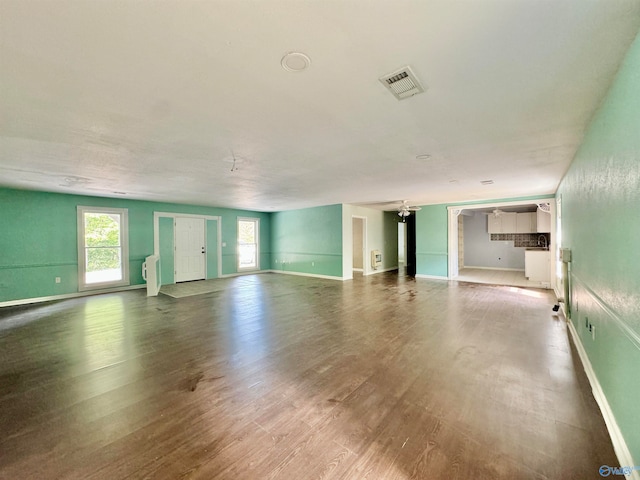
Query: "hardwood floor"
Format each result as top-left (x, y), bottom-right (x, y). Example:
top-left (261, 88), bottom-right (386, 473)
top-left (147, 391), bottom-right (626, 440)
top-left (0, 272), bottom-right (616, 479)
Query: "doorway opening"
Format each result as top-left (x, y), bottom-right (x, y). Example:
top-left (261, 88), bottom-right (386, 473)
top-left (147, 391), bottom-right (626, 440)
top-left (153, 212), bottom-right (221, 286)
top-left (398, 222), bottom-right (407, 274)
top-left (447, 199), bottom-right (556, 290)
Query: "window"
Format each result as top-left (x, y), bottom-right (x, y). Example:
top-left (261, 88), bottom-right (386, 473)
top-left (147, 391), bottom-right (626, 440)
top-left (78, 206), bottom-right (129, 290)
top-left (237, 217), bottom-right (259, 270)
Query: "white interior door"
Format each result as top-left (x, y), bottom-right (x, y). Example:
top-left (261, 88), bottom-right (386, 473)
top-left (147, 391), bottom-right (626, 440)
top-left (175, 217), bottom-right (205, 282)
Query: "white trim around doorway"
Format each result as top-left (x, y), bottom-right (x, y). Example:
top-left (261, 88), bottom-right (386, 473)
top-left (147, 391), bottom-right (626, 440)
top-left (153, 212), bottom-right (222, 281)
top-left (447, 197), bottom-right (556, 290)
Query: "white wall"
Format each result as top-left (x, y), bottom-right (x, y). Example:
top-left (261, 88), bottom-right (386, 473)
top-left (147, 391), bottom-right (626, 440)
top-left (464, 212), bottom-right (525, 269)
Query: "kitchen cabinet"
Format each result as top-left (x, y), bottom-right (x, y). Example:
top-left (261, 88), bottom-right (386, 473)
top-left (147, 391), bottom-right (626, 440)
top-left (537, 208), bottom-right (551, 232)
top-left (487, 212), bottom-right (517, 233)
top-left (516, 212), bottom-right (536, 233)
top-left (525, 250), bottom-right (550, 282)
top-left (487, 214), bottom-right (501, 233)
top-left (501, 212), bottom-right (516, 233)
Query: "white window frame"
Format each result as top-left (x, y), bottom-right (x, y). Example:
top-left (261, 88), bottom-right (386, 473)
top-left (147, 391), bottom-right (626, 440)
top-left (237, 217), bottom-right (260, 271)
top-left (77, 206), bottom-right (130, 291)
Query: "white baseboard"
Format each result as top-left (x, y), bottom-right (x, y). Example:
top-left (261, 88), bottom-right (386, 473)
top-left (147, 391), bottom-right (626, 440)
top-left (567, 321), bottom-right (639, 480)
top-left (268, 269), bottom-right (345, 281)
top-left (365, 266), bottom-right (397, 276)
top-left (0, 284), bottom-right (146, 308)
top-left (463, 266), bottom-right (525, 272)
top-left (415, 274), bottom-right (448, 281)
top-left (352, 268), bottom-right (363, 272)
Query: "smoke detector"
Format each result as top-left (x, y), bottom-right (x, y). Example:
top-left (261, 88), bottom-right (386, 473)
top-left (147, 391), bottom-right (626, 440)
top-left (281, 52), bottom-right (311, 72)
top-left (379, 65), bottom-right (425, 100)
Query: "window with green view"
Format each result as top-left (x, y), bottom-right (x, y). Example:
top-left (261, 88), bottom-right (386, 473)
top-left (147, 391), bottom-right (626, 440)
top-left (77, 206), bottom-right (129, 290)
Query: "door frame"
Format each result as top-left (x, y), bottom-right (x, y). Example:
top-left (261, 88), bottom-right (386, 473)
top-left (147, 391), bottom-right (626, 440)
top-left (153, 212), bottom-right (222, 284)
top-left (446, 197), bottom-right (556, 290)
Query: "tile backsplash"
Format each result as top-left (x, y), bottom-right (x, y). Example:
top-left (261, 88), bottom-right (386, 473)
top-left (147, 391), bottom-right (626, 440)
top-left (491, 232), bottom-right (550, 248)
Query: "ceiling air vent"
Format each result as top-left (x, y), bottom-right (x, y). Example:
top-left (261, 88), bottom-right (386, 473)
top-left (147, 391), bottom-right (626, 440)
top-left (379, 66), bottom-right (425, 100)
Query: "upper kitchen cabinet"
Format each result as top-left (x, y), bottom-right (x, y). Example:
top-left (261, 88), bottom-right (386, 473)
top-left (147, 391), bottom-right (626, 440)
top-left (537, 207), bottom-right (551, 232)
top-left (487, 212), bottom-right (517, 233)
top-left (501, 212), bottom-right (516, 232)
top-left (487, 214), bottom-right (500, 233)
top-left (516, 212), bottom-right (536, 233)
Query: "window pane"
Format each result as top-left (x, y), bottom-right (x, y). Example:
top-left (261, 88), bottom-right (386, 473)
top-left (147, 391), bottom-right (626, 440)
top-left (238, 221), bottom-right (255, 244)
top-left (237, 218), bottom-right (259, 270)
top-left (85, 247), bottom-right (122, 283)
top-left (85, 213), bottom-right (121, 247)
top-left (78, 206), bottom-right (129, 291)
top-left (239, 244), bottom-right (256, 268)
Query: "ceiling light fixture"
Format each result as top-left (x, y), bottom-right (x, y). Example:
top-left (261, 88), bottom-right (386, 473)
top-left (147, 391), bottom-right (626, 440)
top-left (415, 154), bottom-right (431, 160)
top-left (480, 180), bottom-right (494, 185)
top-left (281, 52), bottom-right (311, 72)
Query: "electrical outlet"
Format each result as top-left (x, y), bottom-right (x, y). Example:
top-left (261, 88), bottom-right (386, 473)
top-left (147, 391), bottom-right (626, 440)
top-left (312, 261), bottom-right (315, 267)
top-left (592, 325), bottom-right (596, 340)
top-left (55, 277), bottom-right (61, 284)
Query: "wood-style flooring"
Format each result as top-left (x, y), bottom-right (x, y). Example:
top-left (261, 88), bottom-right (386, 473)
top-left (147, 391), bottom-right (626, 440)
top-left (0, 272), bottom-right (616, 479)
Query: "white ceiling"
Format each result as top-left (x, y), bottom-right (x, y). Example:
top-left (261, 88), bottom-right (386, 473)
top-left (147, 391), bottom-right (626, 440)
top-left (1, 1), bottom-right (639, 211)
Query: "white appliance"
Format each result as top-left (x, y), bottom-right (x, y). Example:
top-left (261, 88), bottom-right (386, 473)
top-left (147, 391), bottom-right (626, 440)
top-left (371, 250), bottom-right (382, 269)
top-left (142, 255), bottom-right (161, 296)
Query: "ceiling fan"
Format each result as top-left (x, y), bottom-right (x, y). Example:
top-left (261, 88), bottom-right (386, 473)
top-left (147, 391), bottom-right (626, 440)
top-left (477, 208), bottom-right (505, 218)
top-left (397, 200), bottom-right (422, 221)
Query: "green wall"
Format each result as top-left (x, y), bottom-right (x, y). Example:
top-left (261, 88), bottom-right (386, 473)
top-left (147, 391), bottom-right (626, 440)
top-left (271, 204), bottom-right (343, 277)
top-left (415, 204), bottom-right (449, 277)
top-left (205, 219), bottom-right (219, 279)
top-left (556, 31), bottom-right (640, 464)
top-left (158, 216), bottom-right (175, 284)
top-left (0, 188), bottom-right (271, 303)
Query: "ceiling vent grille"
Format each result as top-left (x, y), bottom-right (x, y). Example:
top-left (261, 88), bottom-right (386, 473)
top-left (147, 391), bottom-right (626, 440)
top-left (379, 66), bottom-right (425, 100)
